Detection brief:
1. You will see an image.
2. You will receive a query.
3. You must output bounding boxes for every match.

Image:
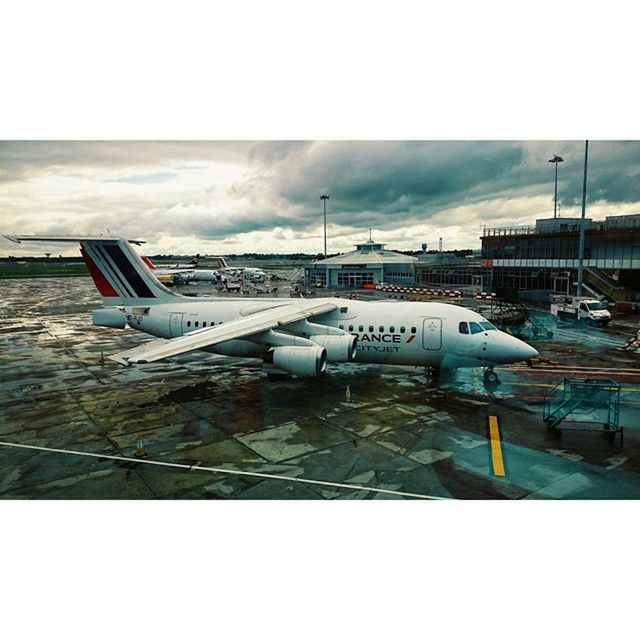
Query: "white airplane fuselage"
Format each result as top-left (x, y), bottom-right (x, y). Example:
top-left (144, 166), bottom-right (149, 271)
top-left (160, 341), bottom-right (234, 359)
top-left (3, 234), bottom-right (537, 375)
top-left (118, 296), bottom-right (538, 369)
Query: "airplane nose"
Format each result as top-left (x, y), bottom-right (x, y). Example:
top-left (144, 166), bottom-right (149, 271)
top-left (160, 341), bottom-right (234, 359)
top-left (519, 343), bottom-right (539, 361)
top-left (490, 334), bottom-right (539, 364)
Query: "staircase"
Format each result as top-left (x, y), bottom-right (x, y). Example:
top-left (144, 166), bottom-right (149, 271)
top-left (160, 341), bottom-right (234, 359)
top-left (584, 267), bottom-right (635, 302)
top-left (543, 378), bottom-right (621, 435)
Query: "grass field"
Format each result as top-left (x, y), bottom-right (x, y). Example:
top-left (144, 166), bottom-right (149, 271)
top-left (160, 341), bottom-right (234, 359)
top-left (0, 262), bottom-right (89, 279)
top-left (0, 258), bottom-right (304, 279)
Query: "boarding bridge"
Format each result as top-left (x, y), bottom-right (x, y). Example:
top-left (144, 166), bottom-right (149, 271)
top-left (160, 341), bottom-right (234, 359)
top-left (543, 378), bottom-right (622, 441)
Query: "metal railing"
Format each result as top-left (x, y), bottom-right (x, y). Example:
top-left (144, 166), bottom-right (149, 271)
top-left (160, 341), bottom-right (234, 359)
top-left (543, 378), bottom-right (622, 438)
top-left (483, 217), bottom-right (640, 238)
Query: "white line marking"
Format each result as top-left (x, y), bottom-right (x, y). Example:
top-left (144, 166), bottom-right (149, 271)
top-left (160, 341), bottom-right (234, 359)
top-left (0, 441), bottom-right (447, 500)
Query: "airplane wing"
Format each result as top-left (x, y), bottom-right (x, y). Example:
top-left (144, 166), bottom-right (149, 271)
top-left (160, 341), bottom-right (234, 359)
top-left (110, 300), bottom-right (337, 365)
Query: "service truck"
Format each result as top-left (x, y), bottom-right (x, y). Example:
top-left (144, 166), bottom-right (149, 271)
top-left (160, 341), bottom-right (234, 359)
top-left (550, 296), bottom-right (612, 326)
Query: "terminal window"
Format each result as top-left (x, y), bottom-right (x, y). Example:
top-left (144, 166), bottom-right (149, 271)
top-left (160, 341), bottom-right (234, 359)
top-left (337, 272), bottom-right (374, 287)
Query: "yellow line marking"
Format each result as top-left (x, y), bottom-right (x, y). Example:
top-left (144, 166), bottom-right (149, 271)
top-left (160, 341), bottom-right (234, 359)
top-left (488, 415), bottom-right (505, 477)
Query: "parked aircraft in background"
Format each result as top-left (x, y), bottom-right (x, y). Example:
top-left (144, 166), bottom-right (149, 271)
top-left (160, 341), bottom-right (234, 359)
top-left (3, 235), bottom-right (538, 385)
top-left (141, 256), bottom-right (198, 285)
top-left (219, 265), bottom-right (268, 282)
top-left (143, 254), bottom-right (268, 285)
top-left (154, 254), bottom-right (201, 270)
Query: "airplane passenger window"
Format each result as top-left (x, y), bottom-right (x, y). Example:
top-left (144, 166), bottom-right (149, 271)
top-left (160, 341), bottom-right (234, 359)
top-left (410, 326), bottom-right (416, 333)
top-left (379, 326), bottom-right (384, 332)
top-left (469, 322), bottom-right (484, 334)
top-left (348, 325), bottom-right (354, 332)
top-left (400, 326), bottom-right (405, 333)
top-left (459, 322), bottom-right (469, 334)
top-left (202, 322), bottom-right (207, 327)
top-left (340, 307), bottom-right (348, 313)
top-left (369, 325), bottom-right (374, 332)
top-left (358, 325), bottom-right (364, 332)
top-left (390, 326), bottom-right (395, 333)
top-left (187, 321), bottom-right (191, 327)
top-left (480, 322), bottom-right (497, 331)
top-left (339, 324), bottom-right (344, 330)
top-left (195, 321), bottom-right (199, 327)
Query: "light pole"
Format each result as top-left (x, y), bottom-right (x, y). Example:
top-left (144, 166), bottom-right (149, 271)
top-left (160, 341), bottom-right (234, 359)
top-left (320, 194), bottom-right (330, 257)
top-left (576, 141), bottom-right (589, 298)
top-left (548, 154), bottom-right (564, 219)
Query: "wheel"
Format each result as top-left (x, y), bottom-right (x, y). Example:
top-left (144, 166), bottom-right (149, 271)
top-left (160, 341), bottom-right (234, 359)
top-left (484, 370), bottom-right (499, 385)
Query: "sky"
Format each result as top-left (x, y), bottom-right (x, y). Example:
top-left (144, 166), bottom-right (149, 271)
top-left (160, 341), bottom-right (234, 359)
top-left (1, 140), bottom-right (639, 257)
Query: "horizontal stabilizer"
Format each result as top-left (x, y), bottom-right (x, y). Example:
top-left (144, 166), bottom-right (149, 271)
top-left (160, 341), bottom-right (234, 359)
top-left (3, 234), bottom-right (145, 245)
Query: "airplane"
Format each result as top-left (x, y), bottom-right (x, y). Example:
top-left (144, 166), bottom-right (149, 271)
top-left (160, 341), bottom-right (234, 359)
top-left (143, 255), bottom-right (228, 285)
top-left (141, 257), bottom-right (198, 285)
top-left (145, 254), bottom-right (267, 285)
top-left (3, 234), bottom-right (539, 384)
top-left (219, 265), bottom-right (268, 282)
top-left (153, 254), bottom-right (201, 269)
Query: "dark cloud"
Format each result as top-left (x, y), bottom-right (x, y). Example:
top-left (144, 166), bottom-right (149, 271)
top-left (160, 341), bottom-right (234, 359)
top-left (1, 140), bottom-right (638, 253)
top-left (238, 140), bottom-right (640, 231)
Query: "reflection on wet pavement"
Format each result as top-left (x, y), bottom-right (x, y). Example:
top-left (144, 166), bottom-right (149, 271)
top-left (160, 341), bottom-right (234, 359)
top-left (1, 277), bottom-right (639, 499)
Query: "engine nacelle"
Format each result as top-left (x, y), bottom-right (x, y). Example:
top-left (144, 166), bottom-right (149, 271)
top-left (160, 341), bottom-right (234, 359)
top-left (309, 334), bottom-right (357, 362)
top-left (92, 307), bottom-right (126, 329)
top-left (266, 346), bottom-right (327, 377)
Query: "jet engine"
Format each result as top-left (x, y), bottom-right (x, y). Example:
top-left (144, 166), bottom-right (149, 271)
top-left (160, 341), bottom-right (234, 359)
top-left (92, 307), bottom-right (127, 329)
top-left (265, 346), bottom-right (327, 377)
top-left (309, 334), bottom-right (357, 362)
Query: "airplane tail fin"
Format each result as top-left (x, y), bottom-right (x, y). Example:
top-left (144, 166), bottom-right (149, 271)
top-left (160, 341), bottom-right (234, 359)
top-left (3, 235), bottom-right (180, 306)
top-left (141, 256), bottom-right (157, 270)
top-left (191, 253), bottom-right (200, 266)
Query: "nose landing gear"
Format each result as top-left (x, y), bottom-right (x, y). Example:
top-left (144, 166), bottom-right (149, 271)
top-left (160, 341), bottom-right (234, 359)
top-left (483, 367), bottom-right (500, 386)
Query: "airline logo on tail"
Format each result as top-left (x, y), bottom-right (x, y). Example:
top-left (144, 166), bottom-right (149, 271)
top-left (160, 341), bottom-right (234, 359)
top-left (80, 240), bottom-right (173, 304)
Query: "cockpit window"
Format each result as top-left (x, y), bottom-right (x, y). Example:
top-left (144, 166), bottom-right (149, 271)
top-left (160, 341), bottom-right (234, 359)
top-left (458, 322), bottom-right (469, 334)
top-left (480, 321), bottom-right (497, 331)
top-left (469, 322), bottom-right (484, 334)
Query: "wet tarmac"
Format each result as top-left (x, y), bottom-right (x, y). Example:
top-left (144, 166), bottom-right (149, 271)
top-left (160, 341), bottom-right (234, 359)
top-left (1, 276), bottom-right (639, 499)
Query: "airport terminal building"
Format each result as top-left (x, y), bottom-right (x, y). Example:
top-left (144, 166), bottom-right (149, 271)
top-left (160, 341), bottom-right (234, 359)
top-left (305, 240), bottom-right (417, 289)
top-left (416, 214), bottom-right (640, 301)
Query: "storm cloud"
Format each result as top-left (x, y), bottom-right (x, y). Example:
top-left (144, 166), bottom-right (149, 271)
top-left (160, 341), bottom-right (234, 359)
top-left (1, 140), bottom-right (639, 255)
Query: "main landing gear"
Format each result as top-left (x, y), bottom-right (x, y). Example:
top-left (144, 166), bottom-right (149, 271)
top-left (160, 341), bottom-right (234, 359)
top-left (483, 367), bottom-right (500, 386)
top-left (424, 366), bottom-right (440, 386)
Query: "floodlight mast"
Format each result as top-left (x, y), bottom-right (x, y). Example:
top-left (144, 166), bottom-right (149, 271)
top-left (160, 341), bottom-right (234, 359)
top-left (576, 142), bottom-right (589, 298)
top-left (548, 154), bottom-right (564, 219)
top-left (320, 194), bottom-right (330, 257)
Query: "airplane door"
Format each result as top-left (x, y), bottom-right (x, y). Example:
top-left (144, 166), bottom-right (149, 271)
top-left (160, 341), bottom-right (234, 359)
top-left (422, 318), bottom-right (442, 350)
top-left (169, 312), bottom-right (184, 337)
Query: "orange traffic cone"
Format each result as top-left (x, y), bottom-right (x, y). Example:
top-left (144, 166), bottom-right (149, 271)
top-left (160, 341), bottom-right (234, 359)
top-left (134, 434), bottom-right (147, 458)
top-left (344, 385), bottom-right (352, 403)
